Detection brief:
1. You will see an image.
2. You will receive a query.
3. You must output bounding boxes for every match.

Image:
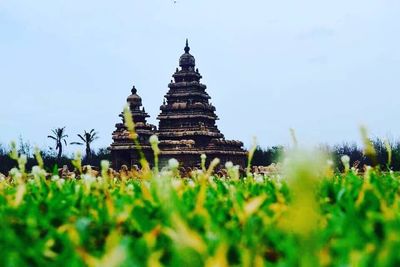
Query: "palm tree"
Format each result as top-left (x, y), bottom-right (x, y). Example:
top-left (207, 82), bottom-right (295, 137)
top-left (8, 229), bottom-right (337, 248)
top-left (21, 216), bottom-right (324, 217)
top-left (71, 129), bottom-right (99, 161)
top-left (47, 127), bottom-right (68, 161)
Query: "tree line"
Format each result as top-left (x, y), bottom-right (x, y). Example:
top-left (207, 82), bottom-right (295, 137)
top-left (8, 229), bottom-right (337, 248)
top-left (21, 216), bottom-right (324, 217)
top-left (1, 128), bottom-right (400, 174)
top-left (252, 138), bottom-right (400, 172)
top-left (0, 127), bottom-right (110, 174)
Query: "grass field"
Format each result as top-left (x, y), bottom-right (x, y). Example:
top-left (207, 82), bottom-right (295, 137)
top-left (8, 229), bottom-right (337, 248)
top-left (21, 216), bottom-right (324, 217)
top-left (1, 143), bottom-right (400, 267)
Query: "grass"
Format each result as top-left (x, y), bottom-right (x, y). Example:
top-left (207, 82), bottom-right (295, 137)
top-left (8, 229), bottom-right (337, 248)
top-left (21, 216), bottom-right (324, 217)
top-left (1, 144), bottom-right (400, 267)
top-left (1, 117), bottom-right (398, 266)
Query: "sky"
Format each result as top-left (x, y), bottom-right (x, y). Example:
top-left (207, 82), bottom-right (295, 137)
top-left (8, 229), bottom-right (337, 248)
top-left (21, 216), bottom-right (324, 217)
top-left (0, 0), bottom-right (399, 153)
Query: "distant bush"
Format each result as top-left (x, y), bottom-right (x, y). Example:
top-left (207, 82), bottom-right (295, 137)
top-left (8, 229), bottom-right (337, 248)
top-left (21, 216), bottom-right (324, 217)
top-left (252, 146), bottom-right (284, 166)
top-left (250, 138), bottom-right (400, 172)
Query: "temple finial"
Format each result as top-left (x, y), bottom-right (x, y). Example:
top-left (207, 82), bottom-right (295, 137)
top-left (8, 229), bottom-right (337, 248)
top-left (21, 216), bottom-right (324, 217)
top-left (131, 85), bottom-right (137, 94)
top-left (184, 38), bottom-right (190, 53)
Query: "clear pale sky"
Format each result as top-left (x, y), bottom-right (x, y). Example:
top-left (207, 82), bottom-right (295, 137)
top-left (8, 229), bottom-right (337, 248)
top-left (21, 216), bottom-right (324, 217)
top-left (0, 0), bottom-right (399, 153)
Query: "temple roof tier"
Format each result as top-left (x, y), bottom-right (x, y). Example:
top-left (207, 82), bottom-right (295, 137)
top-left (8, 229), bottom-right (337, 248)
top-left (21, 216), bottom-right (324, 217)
top-left (109, 145), bottom-right (153, 150)
top-left (157, 131), bottom-right (223, 138)
top-left (158, 150), bottom-right (247, 156)
top-left (160, 107), bottom-right (217, 114)
top-left (168, 81), bottom-right (206, 89)
top-left (165, 92), bottom-right (211, 99)
top-left (157, 114), bottom-right (218, 120)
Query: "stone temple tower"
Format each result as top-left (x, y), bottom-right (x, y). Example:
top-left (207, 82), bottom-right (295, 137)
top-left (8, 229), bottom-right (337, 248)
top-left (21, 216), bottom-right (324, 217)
top-left (157, 40), bottom-right (247, 167)
top-left (110, 85), bottom-right (156, 169)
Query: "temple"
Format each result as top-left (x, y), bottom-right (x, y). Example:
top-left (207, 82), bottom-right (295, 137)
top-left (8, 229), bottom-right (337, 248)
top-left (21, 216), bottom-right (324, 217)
top-left (110, 85), bottom-right (156, 169)
top-left (110, 40), bottom-right (247, 169)
top-left (157, 40), bottom-right (247, 167)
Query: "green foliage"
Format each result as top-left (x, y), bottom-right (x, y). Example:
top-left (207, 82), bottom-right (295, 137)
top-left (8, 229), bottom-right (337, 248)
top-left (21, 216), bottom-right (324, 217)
top-left (1, 154), bottom-right (400, 266)
top-left (1, 123), bottom-right (400, 265)
top-left (47, 127), bottom-right (69, 161)
top-left (251, 138), bottom-right (400, 172)
top-left (70, 129), bottom-right (99, 162)
top-left (0, 146), bottom-right (109, 175)
top-left (252, 146), bottom-right (284, 166)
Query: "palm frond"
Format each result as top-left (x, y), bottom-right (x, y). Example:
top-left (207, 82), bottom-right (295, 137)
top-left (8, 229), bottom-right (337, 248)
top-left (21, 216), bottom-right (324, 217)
top-left (70, 142), bottom-right (83, 146)
top-left (78, 134), bottom-right (86, 143)
top-left (47, 135), bottom-right (57, 141)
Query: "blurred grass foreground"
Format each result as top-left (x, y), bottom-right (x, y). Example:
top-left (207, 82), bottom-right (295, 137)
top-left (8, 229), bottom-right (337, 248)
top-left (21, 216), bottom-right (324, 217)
top-left (1, 129), bottom-right (400, 267)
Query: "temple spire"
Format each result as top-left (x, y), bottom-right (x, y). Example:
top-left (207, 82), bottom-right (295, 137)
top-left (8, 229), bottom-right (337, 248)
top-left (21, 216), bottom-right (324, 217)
top-left (131, 85), bottom-right (137, 94)
top-left (179, 39), bottom-right (195, 68)
top-left (184, 38), bottom-right (190, 53)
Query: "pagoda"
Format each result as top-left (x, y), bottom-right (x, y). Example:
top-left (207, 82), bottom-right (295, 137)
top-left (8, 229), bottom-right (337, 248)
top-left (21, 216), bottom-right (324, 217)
top-left (110, 85), bottom-right (156, 169)
top-left (157, 40), bottom-right (247, 167)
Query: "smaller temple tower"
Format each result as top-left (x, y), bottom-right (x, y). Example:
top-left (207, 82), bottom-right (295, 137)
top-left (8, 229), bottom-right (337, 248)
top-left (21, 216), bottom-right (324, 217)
top-left (110, 85), bottom-right (156, 169)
